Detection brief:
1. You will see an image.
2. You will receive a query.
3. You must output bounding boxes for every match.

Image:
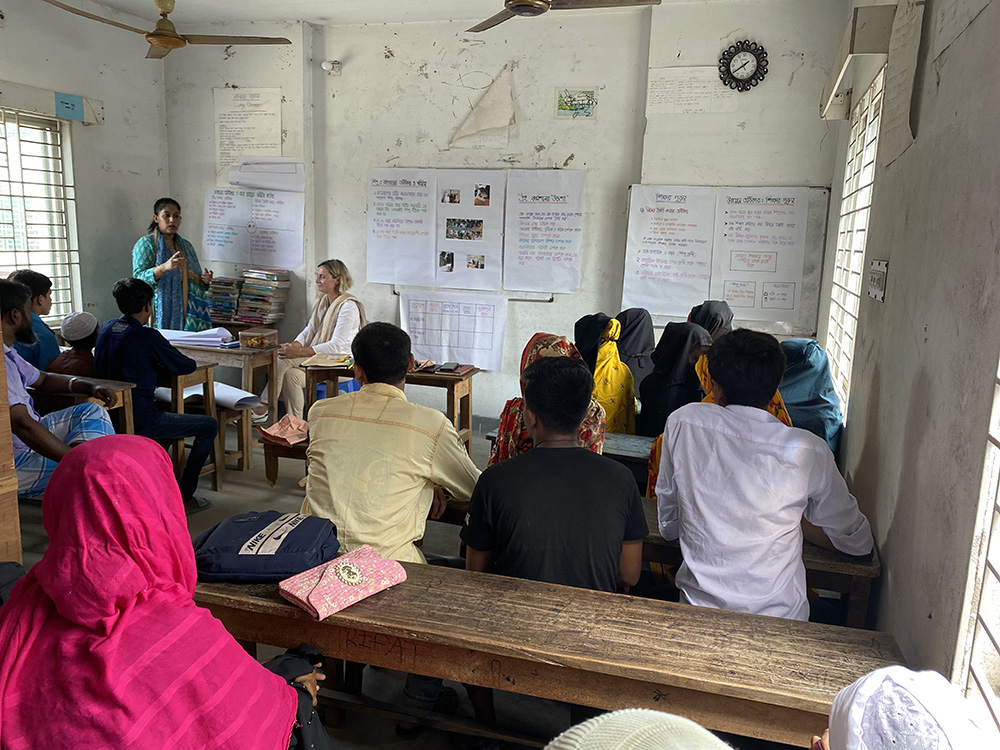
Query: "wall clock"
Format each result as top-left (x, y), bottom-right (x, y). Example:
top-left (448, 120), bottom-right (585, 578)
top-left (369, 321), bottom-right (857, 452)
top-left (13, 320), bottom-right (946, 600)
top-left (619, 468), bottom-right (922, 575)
top-left (719, 40), bottom-right (768, 92)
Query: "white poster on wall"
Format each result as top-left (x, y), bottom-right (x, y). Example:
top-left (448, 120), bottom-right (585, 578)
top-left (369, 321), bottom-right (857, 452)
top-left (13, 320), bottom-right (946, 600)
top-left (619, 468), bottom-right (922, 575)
top-left (503, 170), bottom-right (585, 293)
top-left (434, 169), bottom-right (505, 291)
top-left (213, 88), bottom-right (281, 185)
top-left (646, 67), bottom-right (739, 115)
top-left (621, 185), bottom-right (716, 316)
top-left (367, 168), bottom-right (437, 287)
top-left (400, 290), bottom-right (507, 371)
top-left (202, 187), bottom-right (304, 267)
top-left (709, 187), bottom-right (809, 321)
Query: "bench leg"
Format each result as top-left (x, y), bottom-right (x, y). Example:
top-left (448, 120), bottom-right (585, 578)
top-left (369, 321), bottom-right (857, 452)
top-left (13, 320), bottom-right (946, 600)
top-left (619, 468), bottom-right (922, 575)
top-left (844, 576), bottom-right (872, 629)
top-left (264, 446), bottom-right (279, 487)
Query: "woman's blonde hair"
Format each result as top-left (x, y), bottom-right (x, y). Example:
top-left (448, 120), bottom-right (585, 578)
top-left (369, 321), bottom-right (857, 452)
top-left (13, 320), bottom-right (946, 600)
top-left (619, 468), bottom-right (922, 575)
top-left (318, 259), bottom-right (352, 293)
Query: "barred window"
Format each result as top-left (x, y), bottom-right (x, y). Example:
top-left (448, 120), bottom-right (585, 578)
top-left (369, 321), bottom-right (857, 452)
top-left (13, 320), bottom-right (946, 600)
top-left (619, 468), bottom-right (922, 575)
top-left (0, 108), bottom-right (79, 324)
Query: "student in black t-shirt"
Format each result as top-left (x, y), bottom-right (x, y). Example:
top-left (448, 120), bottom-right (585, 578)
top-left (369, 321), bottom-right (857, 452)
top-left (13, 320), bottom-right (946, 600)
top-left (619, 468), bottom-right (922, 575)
top-left (462, 356), bottom-right (647, 592)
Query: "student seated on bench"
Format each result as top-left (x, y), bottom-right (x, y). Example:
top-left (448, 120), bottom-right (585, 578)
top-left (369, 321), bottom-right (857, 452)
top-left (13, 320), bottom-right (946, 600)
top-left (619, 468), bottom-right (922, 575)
top-left (94, 278), bottom-right (218, 515)
top-left (655, 329), bottom-right (873, 621)
top-left (1, 279), bottom-right (116, 499)
top-left (8, 269), bottom-right (60, 369)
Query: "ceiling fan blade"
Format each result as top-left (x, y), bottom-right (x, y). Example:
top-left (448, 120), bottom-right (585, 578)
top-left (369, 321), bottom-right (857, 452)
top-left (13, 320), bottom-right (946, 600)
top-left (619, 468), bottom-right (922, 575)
top-left (467, 10), bottom-right (517, 33)
top-left (39, 0), bottom-right (148, 35)
top-left (550, 0), bottom-right (661, 9)
top-left (145, 44), bottom-right (172, 59)
top-left (182, 34), bottom-right (291, 46)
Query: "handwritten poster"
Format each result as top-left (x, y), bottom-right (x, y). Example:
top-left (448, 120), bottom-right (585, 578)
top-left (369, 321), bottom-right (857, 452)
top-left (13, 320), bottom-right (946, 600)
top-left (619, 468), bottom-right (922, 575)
top-left (710, 187), bottom-right (809, 321)
top-left (202, 187), bottom-right (305, 267)
top-left (434, 169), bottom-right (505, 291)
top-left (503, 170), bottom-right (586, 293)
top-left (213, 88), bottom-right (282, 185)
top-left (400, 290), bottom-right (508, 371)
top-left (622, 185), bottom-right (716, 316)
top-left (367, 168), bottom-right (437, 287)
top-left (646, 67), bottom-right (739, 115)
top-left (879, 0), bottom-right (924, 167)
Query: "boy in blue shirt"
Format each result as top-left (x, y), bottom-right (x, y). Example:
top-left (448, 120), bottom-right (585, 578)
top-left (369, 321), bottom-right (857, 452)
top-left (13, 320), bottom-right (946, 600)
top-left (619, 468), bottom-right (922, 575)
top-left (9, 269), bottom-right (59, 369)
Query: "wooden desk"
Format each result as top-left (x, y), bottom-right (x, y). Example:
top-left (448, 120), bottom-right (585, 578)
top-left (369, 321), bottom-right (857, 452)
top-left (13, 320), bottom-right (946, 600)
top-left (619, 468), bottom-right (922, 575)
top-left (170, 364), bottom-right (225, 491)
top-left (175, 344), bottom-right (278, 426)
top-left (441, 496), bottom-right (881, 629)
top-left (195, 565), bottom-right (904, 746)
top-left (31, 379), bottom-right (137, 435)
top-left (305, 366), bottom-right (479, 453)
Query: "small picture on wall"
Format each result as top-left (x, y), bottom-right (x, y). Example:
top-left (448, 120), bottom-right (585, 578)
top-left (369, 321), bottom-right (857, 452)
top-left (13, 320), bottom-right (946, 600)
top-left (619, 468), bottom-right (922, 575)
top-left (466, 254), bottom-right (485, 270)
top-left (441, 189), bottom-right (461, 204)
top-left (474, 184), bottom-right (490, 206)
top-left (438, 251), bottom-right (455, 272)
top-left (556, 87), bottom-right (598, 118)
top-left (445, 218), bottom-right (484, 241)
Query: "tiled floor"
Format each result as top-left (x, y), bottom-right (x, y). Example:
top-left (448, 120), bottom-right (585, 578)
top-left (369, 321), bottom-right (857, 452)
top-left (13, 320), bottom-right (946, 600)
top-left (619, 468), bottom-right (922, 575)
top-left (16, 428), bottom-right (799, 750)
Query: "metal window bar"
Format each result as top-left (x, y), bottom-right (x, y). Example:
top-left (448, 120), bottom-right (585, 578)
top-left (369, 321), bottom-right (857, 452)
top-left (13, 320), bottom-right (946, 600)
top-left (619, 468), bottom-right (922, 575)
top-left (0, 108), bottom-right (79, 324)
top-left (825, 68), bottom-right (885, 410)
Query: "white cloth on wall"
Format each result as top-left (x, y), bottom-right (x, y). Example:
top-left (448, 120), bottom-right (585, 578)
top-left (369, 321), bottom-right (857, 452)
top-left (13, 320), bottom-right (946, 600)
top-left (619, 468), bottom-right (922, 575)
top-left (655, 402), bottom-right (873, 621)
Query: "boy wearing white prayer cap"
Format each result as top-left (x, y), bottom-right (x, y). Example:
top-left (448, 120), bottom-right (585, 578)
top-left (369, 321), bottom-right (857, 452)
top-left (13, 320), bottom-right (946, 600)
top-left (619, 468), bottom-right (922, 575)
top-left (48, 311), bottom-right (99, 376)
top-left (545, 709), bottom-right (732, 750)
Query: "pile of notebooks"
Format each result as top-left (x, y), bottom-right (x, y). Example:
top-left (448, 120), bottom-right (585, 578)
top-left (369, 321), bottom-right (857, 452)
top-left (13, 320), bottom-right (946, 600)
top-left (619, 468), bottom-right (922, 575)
top-left (234, 268), bottom-right (290, 325)
top-left (207, 277), bottom-right (243, 322)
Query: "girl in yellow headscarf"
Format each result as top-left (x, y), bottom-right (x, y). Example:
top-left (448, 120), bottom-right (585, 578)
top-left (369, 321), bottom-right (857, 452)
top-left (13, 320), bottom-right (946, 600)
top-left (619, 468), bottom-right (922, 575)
top-left (575, 314), bottom-right (635, 434)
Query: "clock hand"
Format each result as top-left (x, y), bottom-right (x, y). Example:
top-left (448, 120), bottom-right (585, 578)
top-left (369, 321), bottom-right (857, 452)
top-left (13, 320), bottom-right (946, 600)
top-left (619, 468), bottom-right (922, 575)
top-left (734, 60), bottom-right (752, 73)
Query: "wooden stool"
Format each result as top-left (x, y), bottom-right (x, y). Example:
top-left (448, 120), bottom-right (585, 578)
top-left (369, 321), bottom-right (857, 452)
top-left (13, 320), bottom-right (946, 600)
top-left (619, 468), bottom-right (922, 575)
top-left (262, 440), bottom-right (307, 486)
top-left (168, 365), bottom-right (225, 491)
top-left (218, 408), bottom-right (253, 471)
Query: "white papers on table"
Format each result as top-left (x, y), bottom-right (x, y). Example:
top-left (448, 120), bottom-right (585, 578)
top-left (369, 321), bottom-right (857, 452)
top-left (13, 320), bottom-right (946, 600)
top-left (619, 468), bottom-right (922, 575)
top-left (502, 170), bottom-right (586, 293)
top-left (400, 290), bottom-right (507, 371)
top-left (367, 168), bottom-right (437, 287)
top-left (228, 156), bottom-right (306, 193)
top-left (159, 327), bottom-right (234, 347)
top-left (153, 382), bottom-right (261, 410)
top-left (202, 187), bottom-right (305, 268)
top-left (434, 169), bottom-right (505, 291)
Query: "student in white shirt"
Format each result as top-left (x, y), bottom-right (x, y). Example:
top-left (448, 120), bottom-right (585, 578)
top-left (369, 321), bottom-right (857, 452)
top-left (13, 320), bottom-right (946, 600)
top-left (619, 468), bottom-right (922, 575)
top-left (655, 328), bottom-right (873, 621)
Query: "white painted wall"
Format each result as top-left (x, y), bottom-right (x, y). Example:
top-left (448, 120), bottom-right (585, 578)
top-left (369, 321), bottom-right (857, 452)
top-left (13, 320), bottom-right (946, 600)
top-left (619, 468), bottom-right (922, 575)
top-left (0, 0), bottom-right (169, 322)
top-left (840, 1), bottom-right (1000, 674)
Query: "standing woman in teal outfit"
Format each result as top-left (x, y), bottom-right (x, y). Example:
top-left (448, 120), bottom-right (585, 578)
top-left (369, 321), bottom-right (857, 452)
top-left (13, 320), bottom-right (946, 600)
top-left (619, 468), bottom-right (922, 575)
top-left (132, 198), bottom-right (213, 331)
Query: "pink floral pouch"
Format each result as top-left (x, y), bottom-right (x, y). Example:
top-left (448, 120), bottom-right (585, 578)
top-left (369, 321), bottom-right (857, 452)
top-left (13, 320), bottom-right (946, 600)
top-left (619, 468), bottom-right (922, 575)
top-left (278, 544), bottom-right (406, 620)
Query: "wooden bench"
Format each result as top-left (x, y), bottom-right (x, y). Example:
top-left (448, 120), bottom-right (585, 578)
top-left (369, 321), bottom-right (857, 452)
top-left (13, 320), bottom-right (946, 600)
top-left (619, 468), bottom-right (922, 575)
top-left (440, 496), bottom-right (881, 629)
top-left (194, 564), bottom-right (904, 746)
top-left (30, 377), bottom-right (137, 434)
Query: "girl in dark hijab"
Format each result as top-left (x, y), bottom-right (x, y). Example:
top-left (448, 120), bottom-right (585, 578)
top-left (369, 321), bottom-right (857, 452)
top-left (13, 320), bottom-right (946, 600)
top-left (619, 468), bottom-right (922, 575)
top-left (688, 300), bottom-right (734, 339)
top-left (636, 323), bottom-right (712, 437)
top-left (574, 312), bottom-right (612, 372)
top-left (615, 308), bottom-right (656, 392)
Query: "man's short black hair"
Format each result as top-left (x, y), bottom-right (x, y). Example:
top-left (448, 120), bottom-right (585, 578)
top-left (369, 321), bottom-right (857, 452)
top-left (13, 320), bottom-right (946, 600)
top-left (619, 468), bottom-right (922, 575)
top-left (352, 322), bottom-right (411, 384)
top-left (113, 278), bottom-right (154, 316)
top-left (8, 269), bottom-right (52, 300)
top-left (0, 279), bottom-right (32, 319)
top-left (522, 356), bottom-right (593, 435)
top-left (706, 329), bottom-right (786, 409)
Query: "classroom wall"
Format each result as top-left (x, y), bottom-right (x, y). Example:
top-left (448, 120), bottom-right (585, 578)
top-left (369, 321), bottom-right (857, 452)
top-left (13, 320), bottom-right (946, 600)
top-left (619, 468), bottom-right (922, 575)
top-left (0, 0), bottom-right (169, 322)
top-left (840, 0), bottom-right (1000, 674)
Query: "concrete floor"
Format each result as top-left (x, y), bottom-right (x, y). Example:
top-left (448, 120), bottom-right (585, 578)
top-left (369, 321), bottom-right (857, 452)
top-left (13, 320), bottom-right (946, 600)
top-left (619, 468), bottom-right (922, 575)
top-left (17, 427), bottom-right (800, 750)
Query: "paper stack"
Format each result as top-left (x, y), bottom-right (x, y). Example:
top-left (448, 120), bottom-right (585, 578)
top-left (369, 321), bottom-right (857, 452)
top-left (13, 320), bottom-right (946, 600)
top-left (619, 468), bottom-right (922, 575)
top-left (235, 268), bottom-right (290, 325)
top-left (159, 327), bottom-right (235, 347)
top-left (207, 277), bottom-right (243, 323)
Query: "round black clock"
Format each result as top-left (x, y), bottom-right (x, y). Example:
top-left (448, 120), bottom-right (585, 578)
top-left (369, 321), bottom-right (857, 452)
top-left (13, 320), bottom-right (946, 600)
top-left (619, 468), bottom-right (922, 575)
top-left (719, 40), bottom-right (768, 91)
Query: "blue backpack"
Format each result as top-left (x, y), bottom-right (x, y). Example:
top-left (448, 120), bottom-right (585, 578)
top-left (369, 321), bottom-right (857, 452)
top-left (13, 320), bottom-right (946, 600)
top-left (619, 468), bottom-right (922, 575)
top-left (193, 510), bottom-right (340, 582)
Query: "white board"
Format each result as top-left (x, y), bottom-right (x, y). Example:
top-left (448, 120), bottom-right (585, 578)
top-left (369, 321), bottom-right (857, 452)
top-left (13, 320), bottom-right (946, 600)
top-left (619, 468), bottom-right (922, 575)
top-left (502, 170), bottom-right (586, 293)
top-left (400, 290), bottom-right (507, 371)
top-left (202, 187), bottom-right (304, 268)
top-left (367, 168), bottom-right (437, 287)
top-left (434, 169), bottom-right (505, 291)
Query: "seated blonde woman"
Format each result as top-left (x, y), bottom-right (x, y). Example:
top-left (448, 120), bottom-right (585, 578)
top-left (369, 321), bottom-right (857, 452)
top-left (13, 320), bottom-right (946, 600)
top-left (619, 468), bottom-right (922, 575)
top-left (254, 259), bottom-right (366, 422)
top-left (489, 332), bottom-right (605, 466)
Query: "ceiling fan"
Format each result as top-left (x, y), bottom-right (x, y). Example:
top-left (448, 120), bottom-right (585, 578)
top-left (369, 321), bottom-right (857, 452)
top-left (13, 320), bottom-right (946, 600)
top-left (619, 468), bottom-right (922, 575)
top-left (40, 0), bottom-right (291, 59)
top-left (468, 0), bottom-right (662, 33)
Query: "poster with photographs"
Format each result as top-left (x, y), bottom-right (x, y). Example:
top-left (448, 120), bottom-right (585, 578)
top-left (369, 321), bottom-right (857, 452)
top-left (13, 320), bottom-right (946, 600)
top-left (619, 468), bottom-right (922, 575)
top-left (434, 169), bottom-right (505, 290)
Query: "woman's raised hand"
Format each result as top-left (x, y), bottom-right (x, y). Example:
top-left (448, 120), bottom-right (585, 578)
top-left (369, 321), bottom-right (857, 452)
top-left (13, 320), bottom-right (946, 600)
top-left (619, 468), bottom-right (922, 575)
top-left (201, 268), bottom-right (214, 285)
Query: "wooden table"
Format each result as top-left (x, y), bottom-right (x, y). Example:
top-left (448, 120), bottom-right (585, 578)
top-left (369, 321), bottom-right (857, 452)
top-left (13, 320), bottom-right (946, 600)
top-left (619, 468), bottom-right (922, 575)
top-left (195, 565), bottom-right (904, 746)
top-left (440, 495), bottom-right (881, 629)
top-left (305, 366), bottom-right (480, 453)
top-left (175, 343), bottom-right (278, 425)
top-left (31, 378), bottom-right (137, 434)
top-left (170, 363), bottom-right (225, 491)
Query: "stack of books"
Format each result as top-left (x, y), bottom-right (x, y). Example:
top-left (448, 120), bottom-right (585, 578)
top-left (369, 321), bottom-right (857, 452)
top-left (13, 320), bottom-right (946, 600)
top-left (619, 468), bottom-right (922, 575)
top-left (207, 277), bottom-right (243, 322)
top-left (234, 268), bottom-right (291, 325)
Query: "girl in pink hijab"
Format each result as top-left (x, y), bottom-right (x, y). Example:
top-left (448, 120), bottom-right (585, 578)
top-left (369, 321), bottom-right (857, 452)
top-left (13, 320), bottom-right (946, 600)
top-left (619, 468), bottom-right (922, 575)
top-left (0, 435), bottom-right (299, 749)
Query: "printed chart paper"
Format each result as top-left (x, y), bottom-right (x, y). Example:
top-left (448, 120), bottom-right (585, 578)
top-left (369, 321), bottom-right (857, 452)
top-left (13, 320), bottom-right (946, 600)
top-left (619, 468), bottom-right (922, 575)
top-left (646, 67), bottom-right (739, 115)
top-left (202, 187), bottom-right (304, 268)
top-left (400, 290), bottom-right (507, 371)
top-left (622, 185), bottom-right (716, 316)
top-left (213, 88), bottom-right (281, 185)
top-left (710, 187), bottom-right (809, 321)
top-left (434, 169), bottom-right (505, 291)
top-left (367, 168), bottom-right (437, 287)
top-left (503, 170), bottom-right (585, 293)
